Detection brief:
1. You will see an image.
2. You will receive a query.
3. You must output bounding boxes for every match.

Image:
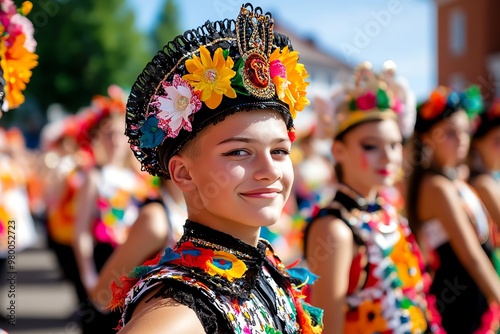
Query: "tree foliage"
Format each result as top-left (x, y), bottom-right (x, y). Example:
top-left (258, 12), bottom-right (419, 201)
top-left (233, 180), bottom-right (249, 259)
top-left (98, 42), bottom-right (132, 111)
top-left (22, 0), bottom-right (153, 113)
top-left (152, 0), bottom-right (182, 51)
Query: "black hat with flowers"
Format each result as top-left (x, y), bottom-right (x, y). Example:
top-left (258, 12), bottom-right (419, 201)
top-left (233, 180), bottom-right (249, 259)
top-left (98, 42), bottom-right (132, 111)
top-left (125, 3), bottom-right (310, 177)
top-left (332, 61), bottom-right (401, 140)
top-left (415, 85), bottom-right (483, 135)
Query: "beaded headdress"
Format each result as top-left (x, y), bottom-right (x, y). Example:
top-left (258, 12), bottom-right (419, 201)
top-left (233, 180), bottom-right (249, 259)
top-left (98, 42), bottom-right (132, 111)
top-left (415, 85), bottom-right (482, 134)
top-left (331, 61), bottom-right (400, 139)
top-left (125, 3), bottom-right (310, 177)
top-left (0, 1), bottom-right (38, 116)
top-left (472, 98), bottom-right (500, 139)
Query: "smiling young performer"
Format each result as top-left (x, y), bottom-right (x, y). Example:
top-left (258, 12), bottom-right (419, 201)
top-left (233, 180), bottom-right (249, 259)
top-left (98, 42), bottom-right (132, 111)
top-left (304, 62), bottom-right (443, 333)
top-left (109, 3), bottom-right (323, 333)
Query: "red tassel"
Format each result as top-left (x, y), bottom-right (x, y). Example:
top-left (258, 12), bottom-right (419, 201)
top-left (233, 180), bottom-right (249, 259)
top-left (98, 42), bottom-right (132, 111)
top-left (288, 129), bottom-right (297, 143)
top-left (107, 275), bottom-right (139, 311)
top-left (143, 252), bottom-right (161, 266)
top-left (286, 259), bottom-right (301, 269)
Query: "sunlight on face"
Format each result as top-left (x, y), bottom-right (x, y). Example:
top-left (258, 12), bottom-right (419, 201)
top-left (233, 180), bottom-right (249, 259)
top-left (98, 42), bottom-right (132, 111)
top-left (334, 119), bottom-right (403, 194)
top-left (427, 111), bottom-right (470, 167)
top-left (183, 109), bottom-right (294, 232)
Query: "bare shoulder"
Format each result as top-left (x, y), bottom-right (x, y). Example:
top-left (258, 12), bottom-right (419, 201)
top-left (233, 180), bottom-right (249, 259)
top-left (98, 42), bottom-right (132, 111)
top-left (305, 215), bottom-right (353, 257)
top-left (420, 173), bottom-right (453, 194)
top-left (132, 201), bottom-right (169, 238)
top-left (119, 289), bottom-right (205, 334)
top-left (418, 173), bottom-right (458, 215)
top-left (470, 174), bottom-right (500, 196)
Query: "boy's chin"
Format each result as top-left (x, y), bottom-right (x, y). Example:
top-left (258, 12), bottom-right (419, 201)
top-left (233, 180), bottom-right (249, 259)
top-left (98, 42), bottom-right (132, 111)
top-left (249, 210), bottom-right (283, 227)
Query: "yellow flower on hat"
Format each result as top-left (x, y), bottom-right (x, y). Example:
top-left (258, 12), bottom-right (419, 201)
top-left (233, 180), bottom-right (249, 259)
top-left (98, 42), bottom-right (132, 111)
top-left (270, 46), bottom-right (310, 119)
top-left (183, 46), bottom-right (237, 109)
top-left (0, 32), bottom-right (38, 110)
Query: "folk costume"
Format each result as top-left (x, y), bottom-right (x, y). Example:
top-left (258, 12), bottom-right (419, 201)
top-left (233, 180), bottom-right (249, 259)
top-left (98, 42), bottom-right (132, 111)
top-left (110, 3), bottom-right (322, 333)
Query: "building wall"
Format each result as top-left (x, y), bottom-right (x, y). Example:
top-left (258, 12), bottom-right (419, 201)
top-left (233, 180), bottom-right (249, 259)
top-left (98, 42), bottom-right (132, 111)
top-left (437, 0), bottom-right (499, 99)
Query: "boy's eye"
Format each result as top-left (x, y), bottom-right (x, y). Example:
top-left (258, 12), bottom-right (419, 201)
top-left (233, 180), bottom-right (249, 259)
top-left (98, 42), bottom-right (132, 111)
top-left (361, 144), bottom-right (377, 151)
top-left (222, 149), bottom-right (249, 157)
top-left (272, 149), bottom-right (290, 156)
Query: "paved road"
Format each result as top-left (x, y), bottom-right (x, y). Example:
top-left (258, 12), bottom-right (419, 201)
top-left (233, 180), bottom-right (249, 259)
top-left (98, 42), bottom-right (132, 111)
top-left (0, 232), bottom-right (82, 334)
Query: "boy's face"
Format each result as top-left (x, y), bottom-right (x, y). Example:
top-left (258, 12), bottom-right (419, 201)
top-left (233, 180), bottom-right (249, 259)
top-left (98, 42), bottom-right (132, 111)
top-left (177, 109), bottom-right (294, 235)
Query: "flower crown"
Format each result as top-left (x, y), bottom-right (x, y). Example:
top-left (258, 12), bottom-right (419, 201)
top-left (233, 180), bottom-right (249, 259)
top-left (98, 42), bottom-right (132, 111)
top-left (418, 85), bottom-right (482, 121)
top-left (415, 85), bottom-right (483, 134)
top-left (126, 3), bottom-right (310, 177)
top-left (334, 61), bottom-right (400, 138)
top-left (78, 84), bottom-right (126, 137)
top-left (0, 1), bottom-right (38, 116)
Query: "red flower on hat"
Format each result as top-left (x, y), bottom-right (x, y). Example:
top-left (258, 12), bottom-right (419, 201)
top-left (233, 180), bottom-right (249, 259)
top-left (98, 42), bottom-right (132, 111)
top-left (356, 91), bottom-right (377, 110)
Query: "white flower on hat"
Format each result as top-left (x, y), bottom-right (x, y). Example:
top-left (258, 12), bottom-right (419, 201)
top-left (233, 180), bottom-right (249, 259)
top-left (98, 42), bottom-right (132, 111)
top-left (151, 74), bottom-right (202, 138)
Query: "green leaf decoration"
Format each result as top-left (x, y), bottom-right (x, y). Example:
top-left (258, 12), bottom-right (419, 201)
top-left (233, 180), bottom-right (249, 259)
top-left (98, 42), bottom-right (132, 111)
top-left (376, 88), bottom-right (390, 110)
top-left (349, 98), bottom-right (357, 111)
top-left (462, 85), bottom-right (483, 118)
top-left (231, 57), bottom-right (250, 96)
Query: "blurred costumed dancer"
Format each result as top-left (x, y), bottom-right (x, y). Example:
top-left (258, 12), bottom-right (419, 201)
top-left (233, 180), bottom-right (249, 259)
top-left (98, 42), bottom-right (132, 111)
top-left (40, 114), bottom-right (95, 307)
top-left (468, 98), bottom-right (500, 274)
top-left (304, 62), bottom-right (443, 333)
top-left (71, 86), bottom-right (159, 333)
top-left (406, 86), bottom-right (500, 333)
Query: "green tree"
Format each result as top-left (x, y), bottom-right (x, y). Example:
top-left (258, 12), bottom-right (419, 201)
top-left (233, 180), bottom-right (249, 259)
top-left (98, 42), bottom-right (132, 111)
top-left (152, 0), bottom-right (182, 51)
top-left (23, 0), bottom-right (151, 114)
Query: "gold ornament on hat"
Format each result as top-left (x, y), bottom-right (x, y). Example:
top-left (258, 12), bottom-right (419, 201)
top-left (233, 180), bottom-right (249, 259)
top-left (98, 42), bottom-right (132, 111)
top-left (236, 6), bottom-right (276, 99)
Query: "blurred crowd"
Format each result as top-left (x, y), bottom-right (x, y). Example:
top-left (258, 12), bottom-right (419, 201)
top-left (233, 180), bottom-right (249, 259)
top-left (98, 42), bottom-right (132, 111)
top-left (0, 1), bottom-right (499, 332)
top-left (0, 60), bottom-right (499, 332)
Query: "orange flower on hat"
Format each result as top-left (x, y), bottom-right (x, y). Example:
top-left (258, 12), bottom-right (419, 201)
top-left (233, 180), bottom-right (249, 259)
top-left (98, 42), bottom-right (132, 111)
top-left (270, 46), bottom-right (310, 118)
top-left (0, 29), bottom-right (38, 110)
top-left (183, 46), bottom-right (237, 109)
top-left (0, 1), bottom-right (38, 113)
top-left (419, 88), bottom-right (447, 120)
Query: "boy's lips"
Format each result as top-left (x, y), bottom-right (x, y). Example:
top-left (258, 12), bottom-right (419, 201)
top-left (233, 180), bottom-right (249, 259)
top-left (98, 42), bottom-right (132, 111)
top-left (240, 188), bottom-right (282, 198)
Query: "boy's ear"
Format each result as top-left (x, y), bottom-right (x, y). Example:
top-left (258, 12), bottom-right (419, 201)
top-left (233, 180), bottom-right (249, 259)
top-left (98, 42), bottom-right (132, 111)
top-left (169, 156), bottom-right (196, 191)
top-left (331, 140), bottom-right (345, 163)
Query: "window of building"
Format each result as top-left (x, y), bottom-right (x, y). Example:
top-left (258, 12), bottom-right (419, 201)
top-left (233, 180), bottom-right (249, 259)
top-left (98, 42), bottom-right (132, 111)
top-left (449, 8), bottom-right (466, 56)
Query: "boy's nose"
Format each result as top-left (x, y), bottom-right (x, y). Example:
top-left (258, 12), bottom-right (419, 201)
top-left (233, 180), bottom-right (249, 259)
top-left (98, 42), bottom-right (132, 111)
top-left (254, 154), bottom-right (281, 181)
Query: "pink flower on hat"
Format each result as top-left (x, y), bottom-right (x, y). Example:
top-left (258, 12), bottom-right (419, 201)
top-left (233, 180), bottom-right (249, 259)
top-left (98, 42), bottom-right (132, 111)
top-left (355, 91), bottom-right (377, 110)
top-left (150, 74), bottom-right (202, 138)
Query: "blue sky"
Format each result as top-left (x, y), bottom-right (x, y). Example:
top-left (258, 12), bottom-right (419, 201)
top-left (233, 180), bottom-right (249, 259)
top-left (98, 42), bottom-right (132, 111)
top-left (127, 0), bottom-right (437, 101)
